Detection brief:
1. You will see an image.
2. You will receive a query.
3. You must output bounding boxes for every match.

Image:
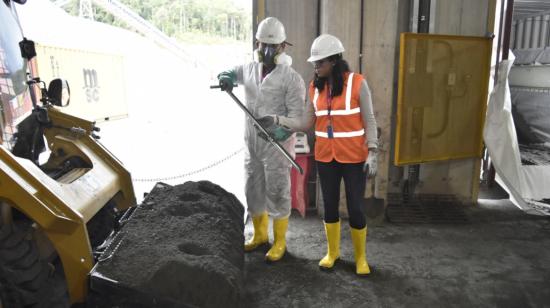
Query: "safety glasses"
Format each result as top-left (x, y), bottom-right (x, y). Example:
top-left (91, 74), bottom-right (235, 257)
top-left (313, 58), bottom-right (329, 67)
top-left (259, 43), bottom-right (278, 49)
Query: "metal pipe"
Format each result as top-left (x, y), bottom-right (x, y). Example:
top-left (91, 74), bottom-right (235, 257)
top-left (515, 19), bottom-right (524, 50)
top-left (316, 0), bottom-right (321, 36)
top-left (523, 17), bottom-right (532, 49)
top-left (359, 0), bottom-right (364, 74)
top-left (495, 0), bottom-right (507, 86)
top-left (404, 0), bottom-right (432, 203)
top-left (427, 88), bottom-right (452, 138)
top-left (542, 14), bottom-right (550, 47)
top-left (210, 85), bottom-right (304, 174)
top-left (511, 20), bottom-right (516, 49)
top-left (418, 0), bottom-right (431, 33)
top-left (532, 15), bottom-right (542, 48)
top-left (411, 0), bottom-right (420, 33)
top-left (502, 0), bottom-right (514, 59)
top-left (429, 0), bottom-right (436, 33)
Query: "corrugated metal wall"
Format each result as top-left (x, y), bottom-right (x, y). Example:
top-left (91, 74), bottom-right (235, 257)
top-left (35, 44), bottom-right (128, 122)
top-left (511, 0), bottom-right (550, 50)
top-left (512, 13), bottom-right (550, 49)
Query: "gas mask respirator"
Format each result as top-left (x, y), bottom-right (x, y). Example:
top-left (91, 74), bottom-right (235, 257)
top-left (259, 44), bottom-right (279, 66)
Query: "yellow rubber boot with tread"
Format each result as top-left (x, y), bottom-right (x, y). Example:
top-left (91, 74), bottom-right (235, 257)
top-left (319, 221), bottom-right (340, 269)
top-left (244, 212), bottom-right (268, 251)
top-left (265, 217), bottom-right (288, 262)
top-left (351, 226), bottom-right (371, 275)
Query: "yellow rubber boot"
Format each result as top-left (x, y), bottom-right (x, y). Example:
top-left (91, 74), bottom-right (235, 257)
top-left (319, 221), bottom-right (341, 269)
top-left (265, 217), bottom-right (288, 262)
top-left (350, 227), bottom-right (371, 275)
top-left (244, 212), bottom-right (268, 251)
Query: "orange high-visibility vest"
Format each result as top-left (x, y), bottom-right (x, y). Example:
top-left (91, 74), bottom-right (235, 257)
top-left (309, 72), bottom-right (368, 163)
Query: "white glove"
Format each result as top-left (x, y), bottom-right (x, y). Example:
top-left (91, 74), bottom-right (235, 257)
top-left (363, 150), bottom-right (378, 178)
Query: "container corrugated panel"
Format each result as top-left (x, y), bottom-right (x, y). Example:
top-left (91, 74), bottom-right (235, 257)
top-left (395, 33), bottom-right (492, 166)
top-left (512, 13), bottom-right (550, 50)
top-left (35, 44), bottom-right (128, 122)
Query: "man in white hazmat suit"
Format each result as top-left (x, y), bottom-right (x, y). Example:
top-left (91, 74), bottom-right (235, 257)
top-left (217, 17), bottom-right (306, 262)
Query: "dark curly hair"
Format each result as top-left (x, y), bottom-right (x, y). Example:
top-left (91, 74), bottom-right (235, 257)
top-left (313, 54), bottom-right (351, 97)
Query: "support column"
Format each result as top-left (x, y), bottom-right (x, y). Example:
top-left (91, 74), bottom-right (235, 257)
top-left (263, 0), bottom-right (319, 82)
top-left (320, 0), bottom-right (362, 72)
top-left (362, 0), bottom-right (410, 222)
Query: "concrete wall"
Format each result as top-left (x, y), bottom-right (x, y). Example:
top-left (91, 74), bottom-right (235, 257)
top-left (362, 0), bottom-right (410, 204)
top-left (433, 0), bottom-right (490, 36)
top-left (320, 0), bottom-right (362, 72)
top-left (262, 0), bottom-right (318, 84)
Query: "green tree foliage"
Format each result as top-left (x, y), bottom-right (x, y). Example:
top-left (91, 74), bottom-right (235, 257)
top-left (60, 0), bottom-right (251, 43)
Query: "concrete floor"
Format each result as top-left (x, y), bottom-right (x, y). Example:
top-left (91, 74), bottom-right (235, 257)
top-left (242, 193), bottom-right (550, 307)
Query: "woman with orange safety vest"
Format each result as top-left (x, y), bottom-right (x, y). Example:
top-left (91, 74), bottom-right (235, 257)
top-left (309, 34), bottom-right (378, 275)
top-left (294, 34), bottom-right (379, 275)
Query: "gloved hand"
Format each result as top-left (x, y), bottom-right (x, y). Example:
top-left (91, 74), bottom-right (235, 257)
top-left (217, 70), bottom-right (236, 92)
top-left (271, 126), bottom-right (292, 141)
top-left (257, 115), bottom-right (277, 128)
top-left (363, 150), bottom-right (378, 178)
top-left (255, 123), bottom-right (292, 142)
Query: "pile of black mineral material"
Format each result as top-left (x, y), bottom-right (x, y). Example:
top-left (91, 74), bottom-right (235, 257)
top-left (96, 181), bottom-right (244, 308)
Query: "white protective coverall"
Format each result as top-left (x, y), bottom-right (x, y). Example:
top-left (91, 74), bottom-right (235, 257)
top-left (232, 51), bottom-right (305, 219)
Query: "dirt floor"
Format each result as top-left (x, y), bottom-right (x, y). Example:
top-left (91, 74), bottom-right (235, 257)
top-left (85, 183), bottom-right (550, 308)
top-left (520, 143), bottom-right (550, 166)
top-left (242, 191), bottom-right (550, 307)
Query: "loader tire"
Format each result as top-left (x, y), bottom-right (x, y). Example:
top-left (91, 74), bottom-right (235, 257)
top-left (0, 276), bottom-right (23, 308)
top-left (0, 222), bottom-right (68, 308)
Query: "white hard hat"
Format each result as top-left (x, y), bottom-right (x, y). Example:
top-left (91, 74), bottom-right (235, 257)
top-left (307, 34), bottom-right (345, 62)
top-left (256, 17), bottom-right (287, 44)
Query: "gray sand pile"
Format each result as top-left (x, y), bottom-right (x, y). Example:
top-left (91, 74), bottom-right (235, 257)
top-left (92, 181), bottom-right (244, 308)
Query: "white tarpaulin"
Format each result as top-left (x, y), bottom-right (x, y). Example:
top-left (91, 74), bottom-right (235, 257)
top-left (483, 53), bottom-right (550, 215)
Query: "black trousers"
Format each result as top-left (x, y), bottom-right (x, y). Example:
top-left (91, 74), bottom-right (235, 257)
top-left (317, 160), bottom-right (367, 229)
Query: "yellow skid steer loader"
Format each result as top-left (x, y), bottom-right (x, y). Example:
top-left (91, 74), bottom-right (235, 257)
top-left (1, 1), bottom-right (245, 307)
top-left (0, 0), bottom-right (138, 305)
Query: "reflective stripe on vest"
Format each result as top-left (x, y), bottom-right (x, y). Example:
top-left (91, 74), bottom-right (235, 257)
top-left (315, 107), bottom-right (361, 116)
top-left (315, 129), bottom-right (365, 138)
